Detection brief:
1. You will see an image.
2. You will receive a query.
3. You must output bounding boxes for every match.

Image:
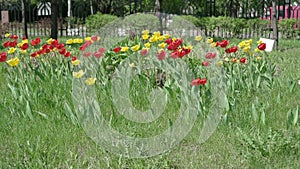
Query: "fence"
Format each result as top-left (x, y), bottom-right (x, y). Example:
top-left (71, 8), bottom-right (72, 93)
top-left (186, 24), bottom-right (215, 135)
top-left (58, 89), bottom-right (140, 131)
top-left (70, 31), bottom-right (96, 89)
top-left (1, 0), bottom-right (300, 39)
top-left (0, 0), bottom-right (92, 38)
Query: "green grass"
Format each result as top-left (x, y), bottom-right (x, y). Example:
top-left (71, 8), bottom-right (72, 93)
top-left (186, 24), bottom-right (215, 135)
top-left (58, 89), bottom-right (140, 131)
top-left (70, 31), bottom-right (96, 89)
top-left (0, 41), bottom-right (300, 168)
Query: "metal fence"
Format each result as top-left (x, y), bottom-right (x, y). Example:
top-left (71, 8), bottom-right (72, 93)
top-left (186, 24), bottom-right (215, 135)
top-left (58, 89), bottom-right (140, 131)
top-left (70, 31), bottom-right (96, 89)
top-left (1, 0), bottom-right (300, 39)
top-left (0, 0), bottom-right (91, 38)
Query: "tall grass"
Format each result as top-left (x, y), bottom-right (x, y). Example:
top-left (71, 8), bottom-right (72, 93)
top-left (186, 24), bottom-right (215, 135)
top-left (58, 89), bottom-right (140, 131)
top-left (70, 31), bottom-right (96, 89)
top-left (0, 41), bottom-right (299, 168)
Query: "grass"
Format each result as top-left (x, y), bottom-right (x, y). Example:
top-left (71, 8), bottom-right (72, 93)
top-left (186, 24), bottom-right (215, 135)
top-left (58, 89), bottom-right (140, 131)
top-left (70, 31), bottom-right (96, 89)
top-left (0, 40), bottom-right (300, 168)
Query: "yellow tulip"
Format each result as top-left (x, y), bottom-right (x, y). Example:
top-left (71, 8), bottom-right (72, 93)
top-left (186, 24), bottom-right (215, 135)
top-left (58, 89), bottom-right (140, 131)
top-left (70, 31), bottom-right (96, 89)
top-left (142, 30), bottom-right (149, 35)
top-left (257, 40), bottom-right (262, 44)
top-left (254, 48), bottom-right (260, 53)
top-left (216, 61), bottom-right (223, 67)
top-left (6, 57), bottom-right (19, 67)
top-left (66, 39), bottom-right (73, 44)
top-left (224, 57), bottom-right (230, 62)
top-left (121, 46), bottom-right (129, 52)
top-left (47, 38), bottom-right (53, 44)
top-left (73, 70), bottom-right (84, 78)
top-left (158, 43), bottom-right (166, 48)
top-left (243, 46), bottom-right (250, 53)
top-left (5, 33), bottom-right (10, 38)
top-left (256, 57), bottom-right (262, 61)
top-left (71, 60), bottom-right (80, 66)
top-left (131, 45), bottom-right (140, 52)
top-left (210, 42), bottom-right (217, 48)
top-left (7, 47), bottom-right (16, 54)
top-left (144, 42), bottom-right (151, 48)
top-left (85, 78), bottom-right (96, 85)
top-left (163, 34), bottom-right (170, 39)
top-left (142, 34), bottom-right (149, 40)
top-left (158, 36), bottom-right (164, 41)
top-left (73, 38), bottom-right (83, 43)
top-left (206, 38), bottom-right (213, 44)
top-left (85, 37), bottom-right (91, 41)
top-left (17, 43), bottom-right (23, 47)
top-left (238, 41), bottom-right (245, 48)
top-left (246, 39), bottom-right (253, 44)
top-left (149, 36), bottom-right (158, 43)
top-left (20, 50), bottom-right (27, 54)
top-left (153, 31), bottom-right (160, 37)
top-left (195, 36), bottom-right (202, 41)
top-left (22, 39), bottom-right (28, 44)
top-left (185, 45), bottom-right (193, 50)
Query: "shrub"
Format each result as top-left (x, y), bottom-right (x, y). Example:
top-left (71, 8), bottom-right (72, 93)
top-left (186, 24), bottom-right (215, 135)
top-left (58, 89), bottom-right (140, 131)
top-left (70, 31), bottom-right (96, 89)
top-left (85, 12), bottom-right (118, 30)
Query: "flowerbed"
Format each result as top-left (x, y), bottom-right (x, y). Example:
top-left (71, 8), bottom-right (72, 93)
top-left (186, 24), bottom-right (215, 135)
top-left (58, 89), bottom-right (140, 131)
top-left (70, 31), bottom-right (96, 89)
top-left (0, 31), bottom-right (275, 121)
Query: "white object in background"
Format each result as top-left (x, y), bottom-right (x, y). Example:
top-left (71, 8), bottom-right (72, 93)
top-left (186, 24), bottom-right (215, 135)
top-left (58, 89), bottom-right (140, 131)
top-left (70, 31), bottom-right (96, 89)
top-left (259, 38), bottom-right (275, 52)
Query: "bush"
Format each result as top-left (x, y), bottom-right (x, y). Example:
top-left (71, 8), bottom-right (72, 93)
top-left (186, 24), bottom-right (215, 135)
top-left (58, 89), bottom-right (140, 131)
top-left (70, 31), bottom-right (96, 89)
top-left (179, 15), bottom-right (201, 27)
top-left (121, 13), bottom-right (160, 32)
top-left (85, 12), bottom-right (118, 30)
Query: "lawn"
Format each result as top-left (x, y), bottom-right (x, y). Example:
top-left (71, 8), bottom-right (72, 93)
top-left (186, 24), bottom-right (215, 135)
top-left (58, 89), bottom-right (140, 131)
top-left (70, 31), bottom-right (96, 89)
top-left (0, 37), bottom-right (299, 169)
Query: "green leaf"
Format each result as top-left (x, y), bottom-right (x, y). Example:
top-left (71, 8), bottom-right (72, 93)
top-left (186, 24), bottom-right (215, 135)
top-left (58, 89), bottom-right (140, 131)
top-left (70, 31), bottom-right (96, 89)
top-left (252, 103), bottom-right (258, 122)
top-left (292, 106), bottom-right (299, 126)
top-left (286, 109), bottom-right (293, 129)
top-left (26, 101), bottom-right (33, 120)
top-left (256, 76), bottom-right (261, 89)
top-left (261, 110), bottom-right (265, 125)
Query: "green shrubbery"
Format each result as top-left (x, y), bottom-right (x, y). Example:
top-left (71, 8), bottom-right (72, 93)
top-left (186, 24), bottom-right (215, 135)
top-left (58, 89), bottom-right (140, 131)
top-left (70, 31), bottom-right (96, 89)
top-left (85, 12), bottom-right (118, 30)
top-left (180, 15), bottom-right (299, 38)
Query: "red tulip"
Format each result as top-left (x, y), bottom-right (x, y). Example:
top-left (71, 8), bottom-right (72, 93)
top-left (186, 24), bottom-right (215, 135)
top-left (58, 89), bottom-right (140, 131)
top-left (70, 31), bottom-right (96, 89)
top-left (56, 43), bottom-right (64, 49)
top-left (20, 43), bottom-right (28, 50)
top-left (30, 52), bottom-right (38, 57)
top-left (35, 38), bottom-right (40, 44)
top-left (2, 41), bottom-right (10, 48)
top-left (93, 51), bottom-right (103, 58)
top-left (140, 49), bottom-right (148, 56)
top-left (83, 52), bottom-right (91, 57)
top-left (230, 46), bottom-right (238, 53)
top-left (219, 40), bottom-right (229, 48)
top-left (9, 41), bottom-right (17, 47)
top-left (258, 43), bottom-right (266, 51)
top-left (58, 48), bottom-right (66, 55)
top-left (202, 61), bottom-right (209, 66)
top-left (98, 47), bottom-right (105, 53)
top-left (91, 35), bottom-right (98, 42)
top-left (30, 39), bottom-right (37, 46)
top-left (9, 35), bottom-right (18, 39)
top-left (170, 50), bottom-right (179, 59)
top-left (205, 52), bottom-right (216, 59)
top-left (164, 38), bottom-right (173, 45)
top-left (167, 43), bottom-right (177, 51)
top-left (0, 52), bottom-right (7, 62)
top-left (190, 78), bottom-right (207, 86)
top-left (240, 57), bottom-right (246, 63)
top-left (64, 52), bottom-right (71, 57)
top-left (71, 56), bottom-right (77, 61)
top-left (113, 46), bottom-right (121, 53)
top-left (157, 50), bottom-right (166, 60)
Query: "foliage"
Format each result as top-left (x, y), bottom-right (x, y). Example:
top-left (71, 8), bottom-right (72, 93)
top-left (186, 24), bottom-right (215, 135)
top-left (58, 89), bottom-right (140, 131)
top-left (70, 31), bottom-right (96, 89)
top-left (0, 35), bottom-right (299, 168)
top-left (85, 12), bottom-right (118, 30)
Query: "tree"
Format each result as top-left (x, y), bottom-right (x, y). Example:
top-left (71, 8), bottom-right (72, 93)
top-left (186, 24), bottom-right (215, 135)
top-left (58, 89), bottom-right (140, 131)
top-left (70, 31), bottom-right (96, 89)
top-left (51, 0), bottom-right (58, 39)
top-left (271, 0), bottom-right (278, 50)
top-left (21, 0), bottom-right (28, 38)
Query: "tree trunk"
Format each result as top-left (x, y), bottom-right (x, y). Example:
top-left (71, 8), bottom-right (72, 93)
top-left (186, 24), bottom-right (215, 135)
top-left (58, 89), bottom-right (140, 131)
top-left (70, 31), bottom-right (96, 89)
top-left (271, 0), bottom-right (278, 50)
top-left (21, 0), bottom-right (28, 38)
top-left (90, 0), bottom-right (94, 15)
top-left (51, 0), bottom-right (58, 39)
top-left (154, 0), bottom-right (163, 33)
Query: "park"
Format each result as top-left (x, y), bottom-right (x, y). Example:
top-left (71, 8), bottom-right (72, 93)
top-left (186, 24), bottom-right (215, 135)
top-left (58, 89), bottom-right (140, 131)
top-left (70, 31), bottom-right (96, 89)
top-left (0, 0), bottom-right (300, 168)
